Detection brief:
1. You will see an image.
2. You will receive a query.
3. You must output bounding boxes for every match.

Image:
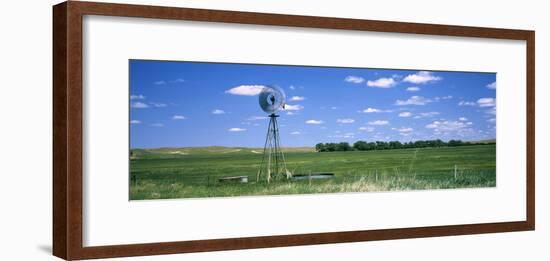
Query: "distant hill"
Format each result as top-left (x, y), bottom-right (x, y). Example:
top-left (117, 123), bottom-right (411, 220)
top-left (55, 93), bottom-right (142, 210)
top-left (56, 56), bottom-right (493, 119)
top-left (130, 146), bottom-right (315, 159)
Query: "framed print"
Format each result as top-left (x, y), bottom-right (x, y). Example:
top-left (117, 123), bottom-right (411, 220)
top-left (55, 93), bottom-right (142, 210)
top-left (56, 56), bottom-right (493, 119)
top-left (53, 1), bottom-right (535, 260)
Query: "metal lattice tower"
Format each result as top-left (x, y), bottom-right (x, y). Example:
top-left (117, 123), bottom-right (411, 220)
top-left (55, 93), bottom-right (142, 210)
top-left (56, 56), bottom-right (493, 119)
top-left (257, 113), bottom-right (291, 183)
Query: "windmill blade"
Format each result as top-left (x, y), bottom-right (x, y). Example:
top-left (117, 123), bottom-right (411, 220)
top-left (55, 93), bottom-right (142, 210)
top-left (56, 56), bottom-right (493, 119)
top-left (259, 85), bottom-right (286, 114)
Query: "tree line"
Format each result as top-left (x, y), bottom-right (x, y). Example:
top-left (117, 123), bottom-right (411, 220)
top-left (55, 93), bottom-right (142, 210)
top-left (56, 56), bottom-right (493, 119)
top-left (315, 139), bottom-right (489, 152)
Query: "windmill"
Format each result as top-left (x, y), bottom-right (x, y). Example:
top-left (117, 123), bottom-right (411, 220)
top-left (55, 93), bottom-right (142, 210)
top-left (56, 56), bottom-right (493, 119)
top-left (256, 86), bottom-right (292, 183)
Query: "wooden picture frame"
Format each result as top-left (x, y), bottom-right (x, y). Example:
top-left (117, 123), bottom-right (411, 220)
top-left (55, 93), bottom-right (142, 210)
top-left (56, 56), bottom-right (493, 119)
top-left (53, 1), bottom-right (535, 260)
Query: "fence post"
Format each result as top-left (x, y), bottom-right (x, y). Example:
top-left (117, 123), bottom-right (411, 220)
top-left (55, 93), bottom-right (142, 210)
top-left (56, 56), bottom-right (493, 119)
top-left (454, 165), bottom-right (457, 180)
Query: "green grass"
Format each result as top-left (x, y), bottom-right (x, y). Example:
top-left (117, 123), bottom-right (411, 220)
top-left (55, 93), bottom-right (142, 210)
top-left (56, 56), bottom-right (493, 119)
top-left (129, 144), bottom-right (496, 200)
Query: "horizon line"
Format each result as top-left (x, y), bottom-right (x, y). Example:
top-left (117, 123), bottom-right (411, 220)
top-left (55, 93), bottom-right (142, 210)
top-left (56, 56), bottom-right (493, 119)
top-left (130, 138), bottom-right (496, 150)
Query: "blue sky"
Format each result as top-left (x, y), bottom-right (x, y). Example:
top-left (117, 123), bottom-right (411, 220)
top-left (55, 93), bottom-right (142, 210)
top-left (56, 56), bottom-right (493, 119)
top-left (129, 60), bottom-right (496, 148)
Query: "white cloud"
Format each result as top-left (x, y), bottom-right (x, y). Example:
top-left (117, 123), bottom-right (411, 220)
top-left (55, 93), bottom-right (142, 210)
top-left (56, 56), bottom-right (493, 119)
top-left (358, 126), bottom-right (375, 132)
top-left (290, 96), bottom-right (305, 101)
top-left (247, 116), bottom-right (268, 121)
top-left (459, 117), bottom-right (468, 121)
top-left (131, 102), bottom-right (149, 108)
top-left (337, 118), bottom-right (355, 124)
top-left (130, 120), bottom-right (141, 124)
top-left (130, 94), bottom-right (145, 100)
top-left (434, 95), bottom-right (453, 101)
top-left (289, 85), bottom-right (296, 90)
top-left (486, 106), bottom-right (496, 115)
top-left (367, 77), bottom-right (397, 88)
top-left (425, 121), bottom-right (440, 129)
top-left (286, 111), bottom-right (296, 116)
top-left (330, 132), bottom-right (355, 139)
top-left (151, 123), bottom-right (164, 127)
top-left (361, 107), bottom-right (383, 113)
top-left (368, 120), bottom-right (389, 126)
top-left (403, 71), bottom-right (442, 84)
top-left (395, 96), bottom-right (431, 106)
top-left (150, 102), bottom-right (167, 108)
top-left (399, 112), bottom-right (412, 117)
top-left (172, 115), bottom-right (187, 120)
top-left (487, 82), bottom-right (496, 90)
top-left (225, 85), bottom-right (265, 96)
top-left (477, 97), bottom-right (496, 107)
top-left (425, 120), bottom-right (467, 132)
top-left (487, 118), bottom-right (496, 123)
top-left (458, 100), bottom-right (476, 106)
top-left (396, 127), bottom-right (413, 136)
top-left (212, 109), bottom-right (226, 115)
top-left (344, 76), bottom-right (365, 84)
top-left (228, 127), bottom-right (246, 132)
top-left (284, 104), bottom-right (304, 111)
top-left (413, 111), bottom-right (440, 119)
top-left (306, 120), bottom-right (324, 125)
top-left (290, 131), bottom-right (301, 135)
top-left (155, 78), bottom-right (185, 85)
top-left (406, 87), bottom-right (420, 92)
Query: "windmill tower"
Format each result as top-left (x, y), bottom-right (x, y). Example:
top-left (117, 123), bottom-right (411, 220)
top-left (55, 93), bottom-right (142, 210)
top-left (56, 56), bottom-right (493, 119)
top-left (256, 86), bottom-right (292, 183)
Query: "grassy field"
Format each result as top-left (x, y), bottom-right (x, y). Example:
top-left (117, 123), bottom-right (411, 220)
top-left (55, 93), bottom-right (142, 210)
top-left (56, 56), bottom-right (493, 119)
top-left (129, 144), bottom-right (496, 200)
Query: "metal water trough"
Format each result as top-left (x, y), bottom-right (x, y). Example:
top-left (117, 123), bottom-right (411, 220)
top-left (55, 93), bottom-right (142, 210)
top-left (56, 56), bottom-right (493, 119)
top-left (292, 172), bottom-right (334, 181)
top-left (218, 175), bottom-right (248, 183)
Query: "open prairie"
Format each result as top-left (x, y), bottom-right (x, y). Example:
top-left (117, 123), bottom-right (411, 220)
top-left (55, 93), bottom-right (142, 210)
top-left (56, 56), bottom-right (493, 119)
top-left (129, 144), bottom-right (496, 200)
